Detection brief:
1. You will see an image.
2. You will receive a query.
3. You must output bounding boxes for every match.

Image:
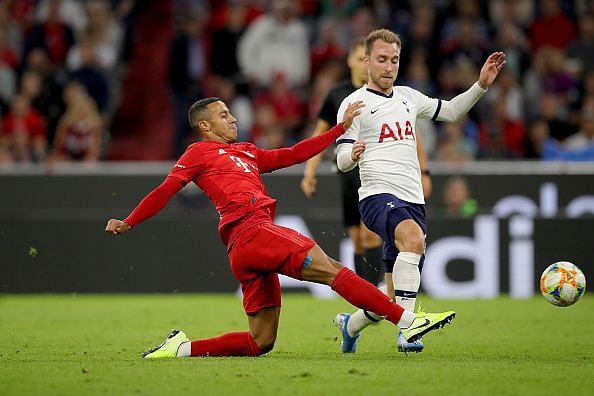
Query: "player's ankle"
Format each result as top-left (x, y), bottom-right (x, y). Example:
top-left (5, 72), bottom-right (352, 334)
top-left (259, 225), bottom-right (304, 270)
top-left (397, 310), bottom-right (415, 329)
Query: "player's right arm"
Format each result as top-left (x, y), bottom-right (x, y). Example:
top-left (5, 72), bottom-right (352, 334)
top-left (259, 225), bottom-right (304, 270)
top-left (335, 96), bottom-right (363, 172)
top-left (105, 146), bottom-right (200, 235)
top-left (105, 177), bottom-right (185, 235)
top-left (300, 118), bottom-right (330, 198)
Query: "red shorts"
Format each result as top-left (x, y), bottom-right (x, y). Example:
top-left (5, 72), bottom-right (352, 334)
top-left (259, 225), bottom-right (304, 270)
top-left (228, 222), bottom-right (316, 315)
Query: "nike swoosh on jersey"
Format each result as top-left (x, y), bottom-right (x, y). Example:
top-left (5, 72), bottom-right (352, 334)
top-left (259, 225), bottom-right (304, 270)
top-left (370, 108), bottom-right (380, 114)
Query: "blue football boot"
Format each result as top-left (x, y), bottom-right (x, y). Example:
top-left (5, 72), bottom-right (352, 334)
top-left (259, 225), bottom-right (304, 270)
top-left (397, 330), bottom-right (424, 353)
top-left (334, 313), bottom-right (360, 353)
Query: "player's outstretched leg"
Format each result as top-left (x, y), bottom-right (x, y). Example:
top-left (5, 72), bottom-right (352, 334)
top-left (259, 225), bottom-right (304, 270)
top-left (142, 307), bottom-right (279, 358)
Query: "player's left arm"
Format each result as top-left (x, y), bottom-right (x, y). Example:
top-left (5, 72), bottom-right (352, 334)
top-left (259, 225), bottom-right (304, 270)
top-left (256, 101), bottom-right (364, 173)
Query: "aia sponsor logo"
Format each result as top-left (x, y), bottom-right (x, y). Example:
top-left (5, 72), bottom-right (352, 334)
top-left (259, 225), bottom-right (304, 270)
top-left (378, 121), bottom-right (415, 143)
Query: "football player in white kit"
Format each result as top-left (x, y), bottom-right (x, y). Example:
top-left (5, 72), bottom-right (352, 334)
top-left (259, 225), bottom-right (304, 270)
top-left (333, 29), bottom-right (505, 353)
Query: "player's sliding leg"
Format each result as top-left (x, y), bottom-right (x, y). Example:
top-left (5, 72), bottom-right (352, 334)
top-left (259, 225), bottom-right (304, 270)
top-left (143, 307), bottom-right (279, 358)
top-left (303, 245), bottom-right (414, 328)
top-left (302, 244), bottom-right (454, 344)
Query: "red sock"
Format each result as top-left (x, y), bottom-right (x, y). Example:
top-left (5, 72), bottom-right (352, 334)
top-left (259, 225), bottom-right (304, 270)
top-left (331, 267), bottom-right (404, 325)
top-left (190, 332), bottom-right (263, 357)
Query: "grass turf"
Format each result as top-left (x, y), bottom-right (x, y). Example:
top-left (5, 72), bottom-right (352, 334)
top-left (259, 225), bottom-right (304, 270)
top-left (1, 294), bottom-right (593, 396)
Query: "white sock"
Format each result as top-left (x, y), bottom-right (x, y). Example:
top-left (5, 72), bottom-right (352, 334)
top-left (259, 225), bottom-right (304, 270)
top-left (397, 310), bottom-right (416, 329)
top-left (392, 252), bottom-right (421, 312)
top-left (346, 286), bottom-right (388, 336)
top-left (176, 341), bottom-right (191, 357)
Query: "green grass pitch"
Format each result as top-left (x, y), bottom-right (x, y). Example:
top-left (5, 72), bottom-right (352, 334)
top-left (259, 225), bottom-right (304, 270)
top-left (1, 294), bottom-right (593, 395)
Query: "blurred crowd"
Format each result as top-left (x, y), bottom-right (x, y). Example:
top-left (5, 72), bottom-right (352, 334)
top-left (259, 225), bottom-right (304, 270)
top-left (0, 0), bottom-right (593, 164)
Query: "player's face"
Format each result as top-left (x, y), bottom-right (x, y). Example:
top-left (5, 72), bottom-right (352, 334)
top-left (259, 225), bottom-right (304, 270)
top-left (205, 101), bottom-right (238, 143)
top-left (347, 44), bottom-right (367, 86)
top-left (366, 40), bottom-right (400, 93)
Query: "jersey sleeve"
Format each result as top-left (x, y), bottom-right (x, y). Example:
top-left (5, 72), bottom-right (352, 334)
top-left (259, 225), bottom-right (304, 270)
top-left (402, 87), bottom-right (441, 121)
top-left (252, 123), bottom-right (346, 173)
top-left (336, 97), bottom-right (360, 145)
top-left (168, 144), bottom-right (202, 183)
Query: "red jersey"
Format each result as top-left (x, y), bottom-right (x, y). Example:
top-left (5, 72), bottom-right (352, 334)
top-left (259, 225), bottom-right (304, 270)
top-left (123, 123), bottom-right (345, 247)
top-left (169, 141), bottom-right (283, 246)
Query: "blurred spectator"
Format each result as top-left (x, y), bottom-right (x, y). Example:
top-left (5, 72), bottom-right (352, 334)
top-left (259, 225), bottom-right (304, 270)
top-left (20, 69), bottom-right (57, 142)
top-left (320, 0), bottom-right (360, 18)
top-left (307, 59), bottom-right (344, 120)
top-left (310, 17), bottom-right (345, 75)
top-left (0, 2), bottom-right (24, 60)
top-left (564, 99), bottom-right (594, 151)
top-left (0, 27), bottom-right (19, 70)
top-left (0, 64), bottom-right (16, 112)
top-left (495, 23), bottom-right (530, 78)
top-left (1, 93), bottom-right (47, 162)
top-left (479, 100), bottom-right (524, 159)
top-left (169, 12), bottom-right (209, 157)
top-left (68, 35), bottom-right (109, 114)
top-left (348, 6), bottom-right (375, 40)
top-left (440, 0), bottom-right (490, 45)
top-left (22, 49), bottom-right (65, 143)
top-left (238, 0), bottom-right (310, 87)
top-left (210, 3), bottom-right (250, 79)
top-left (524, 47), bottom-right (578, 119)
top-left (440, 17), bottom-right (490, 68)
top-left (435, 62), bottom-right (461, 99)
top-left (402, 50), bottom-right (436, 96)
top-left (24, 0), bottom-right (75, 67)
top-left (574, 70), bottom-right (594, 110)
top-left (250, 104), bottom-right (285, 149)
top-left (489, 0), bottom-right (534, 30)
top-left (538, 93), bottom-right (576, 142)
top-left (35, 0), bottom-right (87, 34)
top-left (567, 13), bottom-right (594, 76)
top-left (49, 81), bottom-right (102, 162)
top-left (442, 175), bottom-right (477, 218)
top-left (399, 2), bottom-right (440, 80)
top-left (66, 0), bottom-right (122, 71)
top-left (529, 0), bottom-right (576, 52)
top-left (254, 72), bottom-right (304, 134)
top-left (436, 120), bottom-right (476, 162)
top-left (524, 118), bottom-right (551, 159)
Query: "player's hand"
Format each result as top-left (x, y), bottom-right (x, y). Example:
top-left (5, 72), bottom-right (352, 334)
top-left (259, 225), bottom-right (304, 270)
top-left (478, 52), bottom-right (506, 88)
top-left (351, 140), bottom-right (366, 162)
top-left (105, 219), bottom-right (131, 235)
top-left (341, 101), bottom-right (365, 130)
top-left (300, 175), bottom-right (317, 198)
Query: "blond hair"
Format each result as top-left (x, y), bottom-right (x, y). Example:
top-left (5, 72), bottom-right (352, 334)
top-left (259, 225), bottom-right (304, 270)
top-left (364, 29), bottom-right (401, 55)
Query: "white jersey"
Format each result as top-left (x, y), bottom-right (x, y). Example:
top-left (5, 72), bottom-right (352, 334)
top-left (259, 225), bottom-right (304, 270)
top-left (336, 84), bottom-right (441, 204)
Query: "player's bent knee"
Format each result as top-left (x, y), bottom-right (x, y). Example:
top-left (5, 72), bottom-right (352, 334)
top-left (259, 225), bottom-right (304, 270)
top-left (398, 234), bottom-right (425, 254)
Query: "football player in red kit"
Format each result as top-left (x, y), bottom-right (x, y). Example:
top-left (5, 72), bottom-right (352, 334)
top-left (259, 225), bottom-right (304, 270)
top-left (105, 97), bottom-right (455, 358)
